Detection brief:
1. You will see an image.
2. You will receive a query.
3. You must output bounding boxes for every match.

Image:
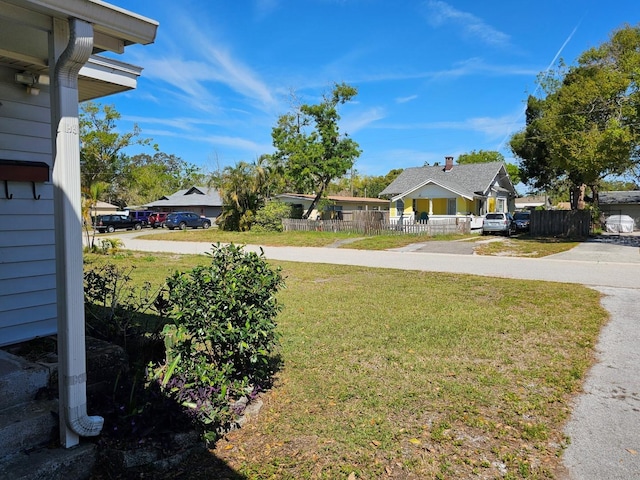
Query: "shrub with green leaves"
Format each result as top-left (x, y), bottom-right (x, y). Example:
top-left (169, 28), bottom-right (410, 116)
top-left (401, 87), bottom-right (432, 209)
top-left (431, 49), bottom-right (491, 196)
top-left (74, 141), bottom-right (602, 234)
top-left (252, 200), bottom-right (293, 232)
top-left (152, 243), bottom-right (284, 441)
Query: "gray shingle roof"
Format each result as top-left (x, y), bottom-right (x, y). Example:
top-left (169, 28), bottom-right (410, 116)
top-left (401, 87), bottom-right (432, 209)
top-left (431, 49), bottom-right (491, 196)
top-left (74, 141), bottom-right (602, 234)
top-left (379, 162), bottom-right (511, 199)
top-left (144, 186), bottom-right (223, 208)
top-left (600, 191), bottom-right (640, 205)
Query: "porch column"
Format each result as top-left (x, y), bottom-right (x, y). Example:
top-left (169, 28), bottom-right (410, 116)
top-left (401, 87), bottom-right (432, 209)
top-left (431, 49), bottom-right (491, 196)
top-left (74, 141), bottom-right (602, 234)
top-left (52, 17), bottom-right (103, 448)
top-left (428, 198), bottom-right (433, 215)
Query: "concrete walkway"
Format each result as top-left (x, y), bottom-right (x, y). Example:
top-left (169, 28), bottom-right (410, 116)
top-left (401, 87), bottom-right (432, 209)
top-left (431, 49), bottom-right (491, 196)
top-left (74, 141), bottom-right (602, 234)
top-left (115, 232), bottom-right (640, 479)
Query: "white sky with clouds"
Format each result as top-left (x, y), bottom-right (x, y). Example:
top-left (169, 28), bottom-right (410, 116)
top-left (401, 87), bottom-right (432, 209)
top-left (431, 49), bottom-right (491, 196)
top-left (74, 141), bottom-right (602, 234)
top-left (105, 0), bottom-right (639, 177)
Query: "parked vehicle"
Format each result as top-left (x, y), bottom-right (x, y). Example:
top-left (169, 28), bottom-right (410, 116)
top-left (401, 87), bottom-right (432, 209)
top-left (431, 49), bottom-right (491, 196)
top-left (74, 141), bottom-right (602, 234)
top-left (94, 214), bottom-right (143, 233)
top-left (129, 210), bottom-right (154, 227)
top-left (482, 212), bottom-right (515, 236)
top-left (148, 212), bottom-right (169, 229)
top-left (164, 212), bottom-right (211, 230)
top-left (513, 210), bottom-right (531, 232)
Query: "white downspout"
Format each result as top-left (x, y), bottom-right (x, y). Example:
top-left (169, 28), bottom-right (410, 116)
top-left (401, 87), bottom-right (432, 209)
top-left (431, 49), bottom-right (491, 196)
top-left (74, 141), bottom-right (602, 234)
top-left (52, 17), bottom-right (104, 448)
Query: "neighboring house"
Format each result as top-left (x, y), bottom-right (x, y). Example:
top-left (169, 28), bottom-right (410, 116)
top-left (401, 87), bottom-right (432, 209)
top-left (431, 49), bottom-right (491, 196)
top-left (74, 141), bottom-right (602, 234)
top-left (275, 193), bottom-right (389, 219)
top-left (379, 157), bottom-right (516, 229)
top-left (144, 186), bottom-right (223, 220)
top-left (91, 200), bottom-right (120, 215)
top-left (515, 195), bottom-right (552, 210)
top-left (0, 0), bottom-right (157, 449)
top-left (599, 191), bottom-right (640, 228)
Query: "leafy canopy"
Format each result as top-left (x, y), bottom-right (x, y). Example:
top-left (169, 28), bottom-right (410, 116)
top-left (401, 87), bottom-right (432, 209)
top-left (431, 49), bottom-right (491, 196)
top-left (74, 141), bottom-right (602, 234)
top-left (269, 83), bottom-right (362, 218)
top-left (510, 24), bottom-right (640, 209)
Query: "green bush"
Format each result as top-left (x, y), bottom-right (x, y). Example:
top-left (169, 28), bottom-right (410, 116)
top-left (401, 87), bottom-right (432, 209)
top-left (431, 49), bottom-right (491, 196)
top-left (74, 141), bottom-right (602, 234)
top-left (253, 200), bottom-right (292, 232)
top-left (151, 243), bottom-right (284, 441)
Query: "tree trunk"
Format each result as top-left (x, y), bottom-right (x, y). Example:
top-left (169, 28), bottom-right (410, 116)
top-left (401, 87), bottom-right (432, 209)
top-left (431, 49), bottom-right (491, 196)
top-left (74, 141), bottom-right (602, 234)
top-left (304, 187), bottom-right (325, 219)
top-left (570, 184), bottom-right (586, 210)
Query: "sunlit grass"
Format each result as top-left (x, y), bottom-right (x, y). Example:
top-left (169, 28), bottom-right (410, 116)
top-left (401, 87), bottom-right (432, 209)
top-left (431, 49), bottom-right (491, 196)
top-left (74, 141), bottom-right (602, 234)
top-left (474, 235), bottom-right (580, 257)
top-left (85, 251), bottom-right (606, 479)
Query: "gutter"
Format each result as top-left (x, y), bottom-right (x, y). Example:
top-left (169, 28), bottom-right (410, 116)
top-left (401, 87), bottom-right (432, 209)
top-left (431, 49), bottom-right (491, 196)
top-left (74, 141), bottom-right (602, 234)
top-left (53, 17), bottom-right (103, 445)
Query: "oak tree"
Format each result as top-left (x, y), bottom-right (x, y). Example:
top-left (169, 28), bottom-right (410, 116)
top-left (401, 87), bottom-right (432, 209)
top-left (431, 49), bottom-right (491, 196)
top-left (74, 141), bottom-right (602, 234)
top-left (510, 24), bottom-right (640, 209)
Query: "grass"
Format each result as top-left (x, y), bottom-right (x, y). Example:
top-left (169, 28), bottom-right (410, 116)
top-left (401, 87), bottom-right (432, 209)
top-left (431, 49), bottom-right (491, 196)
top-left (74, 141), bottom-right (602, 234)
top-left (344, 233), bottom-right (477, 250)
top-left (85, 250), bottom-right (607, 479)
top-left (137, 229), bottom-right (356, 247)
top-left (473, 235), bottom-right (581, 258)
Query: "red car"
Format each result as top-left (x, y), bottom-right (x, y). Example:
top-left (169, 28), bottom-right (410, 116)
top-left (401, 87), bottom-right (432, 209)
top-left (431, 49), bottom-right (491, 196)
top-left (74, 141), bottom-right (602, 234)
top-left (148, 212), bottom-right (169, 229)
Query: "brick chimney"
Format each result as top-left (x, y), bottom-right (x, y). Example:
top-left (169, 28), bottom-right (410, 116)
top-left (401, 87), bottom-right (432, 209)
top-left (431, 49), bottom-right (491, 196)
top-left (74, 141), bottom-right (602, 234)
top-left (444, 156), bottom-right (454, 171)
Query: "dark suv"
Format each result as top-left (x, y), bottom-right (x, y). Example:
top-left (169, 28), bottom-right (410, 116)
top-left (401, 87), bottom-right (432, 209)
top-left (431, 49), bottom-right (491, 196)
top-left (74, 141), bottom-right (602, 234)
top-left (513, 210), bottom-right (531, 232)
top-left (94, 215), bottom-right (143, 233)
top-left (148, 212), bottom-right (169, 229)
top-left (164, 212), bottom-right (211, 230)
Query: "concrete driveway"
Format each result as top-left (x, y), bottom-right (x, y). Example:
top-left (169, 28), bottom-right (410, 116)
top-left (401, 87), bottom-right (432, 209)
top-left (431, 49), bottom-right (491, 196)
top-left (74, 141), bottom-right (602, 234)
top-left (115, 231), bottom-right (640, 479)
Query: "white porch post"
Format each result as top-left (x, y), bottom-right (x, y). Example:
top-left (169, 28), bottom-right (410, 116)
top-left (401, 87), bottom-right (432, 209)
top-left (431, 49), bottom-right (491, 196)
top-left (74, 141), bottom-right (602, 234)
top-left (428, 198), bottom-right (433, 216)
top-left (52, 17), bottom-right (103, 448)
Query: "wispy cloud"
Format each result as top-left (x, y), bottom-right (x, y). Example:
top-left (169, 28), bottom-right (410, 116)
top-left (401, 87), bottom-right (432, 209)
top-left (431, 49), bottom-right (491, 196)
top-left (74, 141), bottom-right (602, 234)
top-left (424, 1), bottom-right (511, 48)
top-left (343, 107), bottom-right (386, 134)
top-left (131, 14), bottom-right (278, 116)
top-left (371, 109), bottom-right (524, 140)
top-left (396, 95), bottom-right (418, 104)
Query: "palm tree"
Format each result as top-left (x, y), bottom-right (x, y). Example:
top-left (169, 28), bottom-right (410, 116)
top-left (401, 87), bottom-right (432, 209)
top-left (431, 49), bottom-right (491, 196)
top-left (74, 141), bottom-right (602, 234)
top-left (216, 160), bottom-right (269, 231)
top-left (82, 181), bottom-right (108, 249)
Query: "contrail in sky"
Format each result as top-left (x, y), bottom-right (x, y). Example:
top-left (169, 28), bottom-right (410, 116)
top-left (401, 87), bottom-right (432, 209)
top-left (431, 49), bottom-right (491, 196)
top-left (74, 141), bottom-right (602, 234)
top-left (497, 21), bottom-right (582, 152)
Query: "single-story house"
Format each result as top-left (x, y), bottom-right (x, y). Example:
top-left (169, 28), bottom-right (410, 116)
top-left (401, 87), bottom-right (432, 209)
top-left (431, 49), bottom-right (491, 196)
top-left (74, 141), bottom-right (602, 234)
top-left (144, 186), bottom-right (223, 220)
top-left (0, 0), bottom-right (157, 449)
top-left (90, 200), bottom-right (120, 215)
top-left (515, 195), bottom-right (552, 210)
top-left (379, 157), bottom-right (517, 229)
top-left (599, 191), bottom-right (640, 229)
top-left (275, 193), bottom-right (389, 220)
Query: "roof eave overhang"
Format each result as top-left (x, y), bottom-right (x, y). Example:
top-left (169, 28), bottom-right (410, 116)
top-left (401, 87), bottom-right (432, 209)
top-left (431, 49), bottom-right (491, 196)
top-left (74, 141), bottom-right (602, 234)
top-left (78, 55), bottom-right (143, 101)
top-left (6, 0), bottom-right (158, 47)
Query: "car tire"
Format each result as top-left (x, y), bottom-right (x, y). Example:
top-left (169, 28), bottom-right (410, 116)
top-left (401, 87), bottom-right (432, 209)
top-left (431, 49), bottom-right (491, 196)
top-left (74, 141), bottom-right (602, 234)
top-left (179, 222), bottom-right (187, 230)
top-left (134, 223), bottom-right (142, 230)
top-left (107, 225), bottom-right (115, 233)
top-left (202, 221), bottom-right (211, 229)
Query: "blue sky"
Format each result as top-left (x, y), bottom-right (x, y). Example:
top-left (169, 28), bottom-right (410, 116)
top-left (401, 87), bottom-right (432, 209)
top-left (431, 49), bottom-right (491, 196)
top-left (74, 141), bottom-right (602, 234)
top-left (106, 0), bottom-right (638, 179)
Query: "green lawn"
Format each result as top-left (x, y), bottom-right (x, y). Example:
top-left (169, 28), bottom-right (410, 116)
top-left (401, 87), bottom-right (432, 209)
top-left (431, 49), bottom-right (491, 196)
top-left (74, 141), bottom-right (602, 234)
top-left (86, 250), bottom-right (606, 479)
top-left (136, 229), bottom-right (579, 256)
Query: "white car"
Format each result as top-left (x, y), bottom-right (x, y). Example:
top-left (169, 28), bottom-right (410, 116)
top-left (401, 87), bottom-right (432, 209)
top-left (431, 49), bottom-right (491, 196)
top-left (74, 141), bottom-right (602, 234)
top-left (482, 212), bottom-right (516, 236)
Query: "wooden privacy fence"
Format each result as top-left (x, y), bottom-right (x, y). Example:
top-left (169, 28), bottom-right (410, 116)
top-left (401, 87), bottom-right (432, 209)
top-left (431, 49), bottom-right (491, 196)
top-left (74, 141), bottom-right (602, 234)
top-left (530, 210), bottom-right (591, 237)
top-left (282, 211), bottom-right (471, 236)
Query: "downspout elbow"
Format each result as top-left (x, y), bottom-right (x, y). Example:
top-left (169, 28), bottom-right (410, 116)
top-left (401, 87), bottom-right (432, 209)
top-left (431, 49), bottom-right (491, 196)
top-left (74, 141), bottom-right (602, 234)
top-left (67, 404), bottom-right (104, 437)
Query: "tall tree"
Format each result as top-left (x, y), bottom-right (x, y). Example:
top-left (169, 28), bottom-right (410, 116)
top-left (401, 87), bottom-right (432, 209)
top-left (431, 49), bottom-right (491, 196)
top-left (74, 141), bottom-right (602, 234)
top-left (80, 102), bottom-right (155, 194)
top-left (269, 83), bottom-right (362, 218)
top-left (117, 152), bottom-right (204, 205)
top-left (510, 24), bottom-right (640, 209)
top-left (457, 150), bottom-right (505, 164)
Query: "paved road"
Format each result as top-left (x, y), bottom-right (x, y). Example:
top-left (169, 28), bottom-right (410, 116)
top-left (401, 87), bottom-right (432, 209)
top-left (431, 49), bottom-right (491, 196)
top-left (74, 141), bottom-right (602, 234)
top-left (115, 231), bottom-right (640, 479)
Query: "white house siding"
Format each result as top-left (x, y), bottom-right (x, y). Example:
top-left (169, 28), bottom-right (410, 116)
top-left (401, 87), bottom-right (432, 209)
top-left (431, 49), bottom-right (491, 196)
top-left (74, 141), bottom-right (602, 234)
top-left (0, 65), bottom-right (57, 347)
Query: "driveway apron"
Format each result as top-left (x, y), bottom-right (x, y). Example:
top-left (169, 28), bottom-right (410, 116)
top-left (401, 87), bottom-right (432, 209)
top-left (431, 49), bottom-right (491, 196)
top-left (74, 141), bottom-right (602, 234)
top-left (116, 232), bottom-right (640, 479)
